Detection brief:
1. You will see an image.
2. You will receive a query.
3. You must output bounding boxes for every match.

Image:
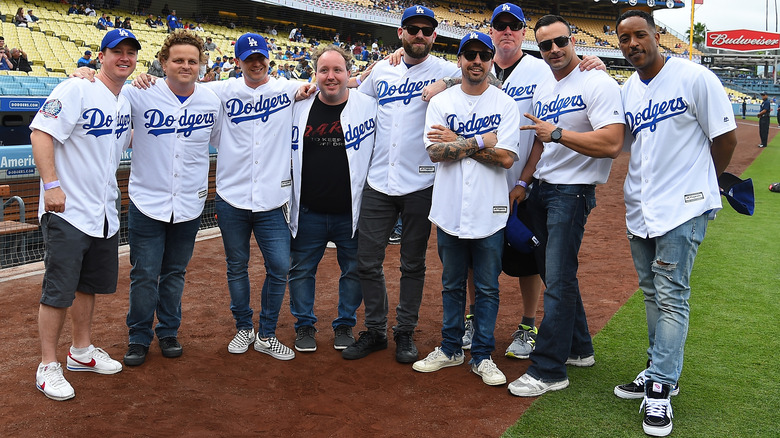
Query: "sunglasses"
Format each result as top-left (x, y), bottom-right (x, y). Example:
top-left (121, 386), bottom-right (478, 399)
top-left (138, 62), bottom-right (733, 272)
top-left (492, 21), bottom-right (525, 32)
top-left (461, 50), bottom-right (494, 62)
top-left (538, 35), bottom-right (571, 52)
top-left (403, 25), bottom-right (435, 37)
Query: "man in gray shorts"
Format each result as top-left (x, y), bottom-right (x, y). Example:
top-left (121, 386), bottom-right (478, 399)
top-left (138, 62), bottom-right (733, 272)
top-left (30, 28), bottom-right (141, 401)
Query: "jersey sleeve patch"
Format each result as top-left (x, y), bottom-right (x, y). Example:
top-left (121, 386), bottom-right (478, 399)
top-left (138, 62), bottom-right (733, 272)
top-left (39, 99), bottom-right (63, 118)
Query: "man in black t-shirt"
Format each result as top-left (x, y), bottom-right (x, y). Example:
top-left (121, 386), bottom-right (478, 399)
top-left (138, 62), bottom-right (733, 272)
top-left (288, 45), bottom-right (377, 353)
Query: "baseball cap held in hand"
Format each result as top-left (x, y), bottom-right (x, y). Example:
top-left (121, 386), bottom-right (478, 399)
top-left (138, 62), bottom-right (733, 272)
top-left (718, 172), bottom-right (754, 216)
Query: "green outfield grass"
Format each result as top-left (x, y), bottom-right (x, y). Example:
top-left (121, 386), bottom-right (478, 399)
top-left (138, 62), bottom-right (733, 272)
top-left (504, 140), bottom-right (780, 438)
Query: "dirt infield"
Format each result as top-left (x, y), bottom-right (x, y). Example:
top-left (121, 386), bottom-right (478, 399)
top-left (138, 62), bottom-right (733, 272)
top-left (0, 121), bottom-right (766, 437)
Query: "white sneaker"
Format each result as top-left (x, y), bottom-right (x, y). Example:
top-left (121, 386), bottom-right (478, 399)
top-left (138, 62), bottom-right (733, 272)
top-left (228, 328), bottom-right (255, 354)
top-left (36, 362), bottom-right (75, 401)
top-left (67, 345), bottom-right (122, 375)
top-left (254, 335), bottom-right (295, 360)
top-left (471, 358), bottom-right (506, 386)
top-left (565, 354), bottom-right (595, 367)
top-left (412, 347), bottom-right (464, 373)
top-left (508, 373), bottom-right (569, 397)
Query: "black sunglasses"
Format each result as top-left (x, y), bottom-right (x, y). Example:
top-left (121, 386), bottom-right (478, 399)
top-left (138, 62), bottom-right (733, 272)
top-left (492, 21), bottom-right (525, 32)
top-left (538, 35), bottom-right (571, 52)
top-left (461, 50), bottom-right (494, 62)
top-left (403, 25), bottom-right (435, 37)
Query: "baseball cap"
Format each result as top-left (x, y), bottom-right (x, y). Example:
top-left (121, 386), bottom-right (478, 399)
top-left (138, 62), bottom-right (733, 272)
top-left (458, 32), bottom-right (494, 55)
top-left (505, 201), bottom-right (540, 253)
top-left (100, 28), bottom-right (141, 51)
top-left (718, 172), bottom-right (755, 216)
top-left (491, 3), bottom-right (526, 23)
top-left (84, 50), bottom-right (92, 55)
top-left (235, 33), bottom-right (269, 61)
top-left (401, 5), bottom-right (438, 27)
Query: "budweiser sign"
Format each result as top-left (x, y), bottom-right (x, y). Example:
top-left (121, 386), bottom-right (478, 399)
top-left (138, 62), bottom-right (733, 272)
top-left (706, 29), bottom-right (780, 52)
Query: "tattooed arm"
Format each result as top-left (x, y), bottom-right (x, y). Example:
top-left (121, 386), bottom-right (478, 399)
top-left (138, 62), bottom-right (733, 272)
top-left (426, 135), bottom-right (481, 162)
top-left (471, 146), bottom-right (517, 169)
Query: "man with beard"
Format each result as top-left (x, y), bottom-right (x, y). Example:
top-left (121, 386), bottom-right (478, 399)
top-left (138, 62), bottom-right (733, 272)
top-left (413, 32), bottom-right (520, 387)
top-left (341, 5), bottom-right (460, 364)
top-left (288, 45), bottom-right (377, 352)
top-left (613, 11), bottom-right (736, 436)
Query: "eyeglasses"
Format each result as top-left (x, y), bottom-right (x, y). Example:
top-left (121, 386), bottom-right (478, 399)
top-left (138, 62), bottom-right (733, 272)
top-left (461, 50), bottom-right (493, 62)
top-left (403, 25), bottom-right (435, 37)
top-left (492, 21), bottom-right (525, 32)
top-left (537, 35), bottom-right (571, 52)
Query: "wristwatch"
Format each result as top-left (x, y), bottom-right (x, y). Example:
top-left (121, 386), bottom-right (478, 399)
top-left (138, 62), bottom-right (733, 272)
top-left (550, 127), bottom-right (563, 142)
top-left (443, 76), bottom-right (454, 88)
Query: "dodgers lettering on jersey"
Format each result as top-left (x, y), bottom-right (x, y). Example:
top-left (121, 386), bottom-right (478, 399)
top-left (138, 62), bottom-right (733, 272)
top-left (344, 117), bottom-right (376, 150)
top-left (625, 98), bottom-right (688, 136)
top-left (225, 93), bottom-right (292, 124)
top-left (446, 113), bottom-right (501, 137)
top-left (144, 108), bottom-right (216, 137)
top-left (534, 93), bottom-right (587, 123)
top-left (376, 77), bottom-right (437, 105)
top-left (503, 83), bottom-right (536, 103)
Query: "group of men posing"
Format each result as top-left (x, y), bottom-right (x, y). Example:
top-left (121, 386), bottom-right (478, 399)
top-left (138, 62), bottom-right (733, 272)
top-left (32, 5), bottom-right (737, 438)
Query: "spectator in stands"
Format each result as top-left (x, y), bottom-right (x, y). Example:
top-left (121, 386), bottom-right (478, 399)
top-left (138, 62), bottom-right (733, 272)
top-left (229, 65), bottom-right (242, 78)
top-left (298, 65), bottom-right (312, 80)
top-left (122, 17), bottom-right (133, 29)
top-left (268, 38), bottom-right (278, 51)
top-left (222, 56), bottom-right (235, 74)
top-left (84, 5), bottom-right (95, 17)
top-left (155, 16), bottom-right (164, 27)
top-left (96, 14), bottom-right (112, 30)
top-left (68, 3), bottom-right (79, 15)
top-left (147, 51), bottom-right (163, 77)
top-left (166, 10), bottom-right (181, 33)
top-left (268, 60), bottom-right (277, 76)
top-left (194, 23), bottom-right (204, 32)
top-left (271, 25), bottom-right (278, 36)
top-left (25, 10), bottom-right (39, 23)
top-left (112, 16), bottom-right (121, 28)
top-left (289, 27), bottom-right (298, 41)
top-left (9, 48), bottom-right (32, 72)
top-left (146, 14), bottom-right (156, 28)
top-left (0, 48), bottom-right (12, 70)
top-left (14, 8), bottom-right (29, 27)
top-left (77, 50), bottom-right (98, 70)
top-left (0, 37), bottom-right (5, 51)
top-left (204, 37), bottom-right (222, 55)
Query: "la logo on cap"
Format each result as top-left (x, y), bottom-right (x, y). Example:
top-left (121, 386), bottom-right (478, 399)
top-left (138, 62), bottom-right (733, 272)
top-left (118, 29), bottom-right (128, 36)
top-left (416, 6), bottom-right (424, 13)
top-left (502, 4), bottom-right (511, 11)
top-left (249, 37), bottom-right (258, 47)
top-left (470, 32), bottom-right (478, 39)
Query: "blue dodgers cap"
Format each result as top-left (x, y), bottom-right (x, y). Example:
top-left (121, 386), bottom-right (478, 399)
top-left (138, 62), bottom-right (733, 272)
top-left (100, 28), bottom-right (141, 51)
top-left (401, 5), bottom-right (438, 27)
top-left (718, 172), bottom-right (755, 216)
top-left (235, 33), bottom-right (269, 61)
top-left (491, 3), bottom-right (526, 24)
top-left (458, 32), bottom-right (494, 55)
top-left (505, 201), bottom-right (540, 253)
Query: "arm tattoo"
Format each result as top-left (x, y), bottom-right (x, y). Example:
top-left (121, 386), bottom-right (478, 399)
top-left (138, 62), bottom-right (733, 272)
top-left (471, 148), bottom-right (505, 167)
top-left (487, 72), bottom-right (503, 87)
top-left (427, 136), bottom-right (480, 162)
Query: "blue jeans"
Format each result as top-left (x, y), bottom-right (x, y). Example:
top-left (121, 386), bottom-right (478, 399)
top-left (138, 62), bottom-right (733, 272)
top-left (437, 228), bottom-right (503, 364)
top-left (628, 213), bottom-right (708, 386)
top-left (357, 186), bottom-right (432, 333)
top-left (289, 207), bottom-right (361, 331)
top-left (215, 195), bottom-right (291, 337)
top-left (127, 202), bottom-right (201, 346)
top-left (526, 182), bottom-right (596, 381)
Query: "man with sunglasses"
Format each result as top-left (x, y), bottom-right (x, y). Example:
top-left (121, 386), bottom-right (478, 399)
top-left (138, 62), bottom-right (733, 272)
top-left (342, 5), bottom-right (461, 364)
top-left (613, 11), bottom-right (736, 436)
top-left (414, 32), bottom-right (520, 386)
top-left (508, 15), bottom-right (625, 397)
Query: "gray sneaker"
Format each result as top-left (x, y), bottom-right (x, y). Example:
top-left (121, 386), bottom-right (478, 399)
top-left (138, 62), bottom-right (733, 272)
top-left (333, 325), bottom-right (355, 350)
top-left (505, 324), bottom-right (537, 359)
top-left (294, 326), bottom-right (317, 352)
top-left (462, 315), bottom-right (474, 350)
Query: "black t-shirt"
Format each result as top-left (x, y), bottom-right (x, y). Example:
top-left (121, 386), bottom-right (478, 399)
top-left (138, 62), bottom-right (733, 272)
top-left (494, 55), bottom-right (523, 84)
top-left (300, 97), bottom-right (351, 214)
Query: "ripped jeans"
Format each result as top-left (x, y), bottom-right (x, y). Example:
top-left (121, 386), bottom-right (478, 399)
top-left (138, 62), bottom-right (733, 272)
top-left (627, 213), bottom-right (708, 386)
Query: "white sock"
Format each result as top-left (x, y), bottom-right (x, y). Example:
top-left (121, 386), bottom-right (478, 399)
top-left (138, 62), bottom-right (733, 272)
top-left (70, 345), bottom-right (94, 356)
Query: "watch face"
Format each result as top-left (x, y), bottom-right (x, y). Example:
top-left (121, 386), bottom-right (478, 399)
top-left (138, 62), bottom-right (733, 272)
top-left (551, 128), bottom-right (562, 142)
